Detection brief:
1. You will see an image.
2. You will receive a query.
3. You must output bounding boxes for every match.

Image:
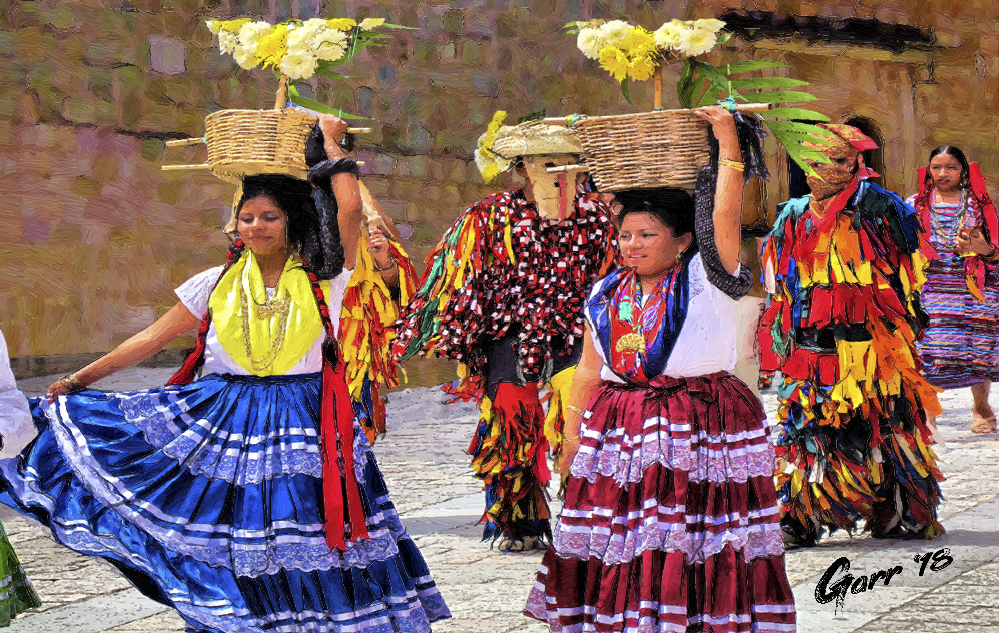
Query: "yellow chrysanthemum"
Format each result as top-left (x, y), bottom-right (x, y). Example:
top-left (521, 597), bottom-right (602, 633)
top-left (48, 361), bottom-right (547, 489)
top-left (598, 45), bottom-right (630, 82)
top-left (623, 26), bottom-right (656, 57)
top-left (474, 111), bottom-right (511, 183)
top-left (255, 23), bottom-right (289, 68)
top-left (327, 18), bottom-right (357, 31)
top-left (627, 53), bottom-right (657, 81)
top-left (359, 17), bottom-right (385, 30)
top-left (217, 18), bottom-right (250, 35)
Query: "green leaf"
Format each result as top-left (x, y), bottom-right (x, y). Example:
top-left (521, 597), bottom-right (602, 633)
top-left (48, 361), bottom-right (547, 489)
top-left (288, 83), bottom-right (300, 97)
top-left (727, 77), bottom-right (809, 90)
top-left (691, 60), bottom-right (744, 100)
top-left (288, 95), bottom-right (373, 120)
top-left (737, 90), bottom-right (818, 104)
top-left (763, 107), bottom-right (831, 121)
top-left (677, 58), bottom-right (695, 109)
top-left (717, 60), bottom-right (787, 75)
top-left (766, 120), bottom-right (837, 137)
top-left (373, 23), bottom-right (416, 30)
top-left (695, 85), bottom-right (721, 108)
top-left (620, 77), bottom-right (634, 107)
top-left (716, 31), bottom-right (733, 45)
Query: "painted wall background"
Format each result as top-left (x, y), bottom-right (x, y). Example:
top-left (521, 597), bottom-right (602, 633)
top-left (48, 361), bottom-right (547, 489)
top-left (1, 0), bottom-right (998, 368)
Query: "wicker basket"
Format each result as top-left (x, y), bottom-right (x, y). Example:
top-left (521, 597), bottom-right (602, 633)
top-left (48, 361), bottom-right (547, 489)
top-left (200, 109), bottom-right (317, 183)
top-left (576, 109), bottom-right (710, 192)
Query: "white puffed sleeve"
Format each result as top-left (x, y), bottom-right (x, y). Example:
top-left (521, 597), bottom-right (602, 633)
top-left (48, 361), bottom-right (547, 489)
top-left (0, 329), bottom-right (37, 459)
top-left (175, 266), bottom-right (224, 319)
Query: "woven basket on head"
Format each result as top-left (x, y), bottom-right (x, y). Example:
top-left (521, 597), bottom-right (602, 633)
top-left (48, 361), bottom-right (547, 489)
top-left (576, 109), bottom-right (710, 192)
top-left (202, 109), bottom-right (317, 183)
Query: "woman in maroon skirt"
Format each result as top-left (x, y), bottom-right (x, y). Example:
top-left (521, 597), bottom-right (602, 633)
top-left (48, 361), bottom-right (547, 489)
top-left (525, 106), bottom-right (796, 632)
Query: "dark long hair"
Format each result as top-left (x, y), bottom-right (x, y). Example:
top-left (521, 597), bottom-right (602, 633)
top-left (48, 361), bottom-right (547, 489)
top-left (615, 187), bottom-right (696, 251)
top-left (915, 146), bottom-right (972, 211)
top-left (235, 173), bottom-right (345, 280)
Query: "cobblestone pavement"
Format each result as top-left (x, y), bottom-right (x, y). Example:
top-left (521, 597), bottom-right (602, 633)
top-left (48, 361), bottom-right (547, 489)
top-left (5, 370), bottom-right (999, 632)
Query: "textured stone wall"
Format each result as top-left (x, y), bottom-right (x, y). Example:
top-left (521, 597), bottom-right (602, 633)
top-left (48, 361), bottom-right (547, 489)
top-left (2, 0), bottom-right (998, 363)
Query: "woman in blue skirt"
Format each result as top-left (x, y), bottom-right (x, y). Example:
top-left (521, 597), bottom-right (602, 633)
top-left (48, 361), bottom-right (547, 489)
top-left (1, 115), bottom-right (450, 633)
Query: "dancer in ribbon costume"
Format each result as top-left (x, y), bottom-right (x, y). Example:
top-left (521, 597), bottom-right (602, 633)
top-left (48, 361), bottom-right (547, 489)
top-left (341, 184), bottom-right (419, 445)
top-left (526, 106), bottom-right (796, 632)
top-left (906, 146), bottom-right (999, 434)
top-left (393, 118), bottom-right (619, 551)
top-left (758, 123), bottom-right (945, 546)
top-left (0, 328), bottom-right (42, 625)
top-left (1, 115), bottom-right (449, 633)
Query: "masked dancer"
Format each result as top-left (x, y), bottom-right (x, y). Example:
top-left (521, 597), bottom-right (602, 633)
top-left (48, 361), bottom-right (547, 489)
top-left (758, 123), bottom-right (945, 546)
top-left (393, 116), bottom-right (619, 551)
top-left (0, 115), bottom-right (449, 633)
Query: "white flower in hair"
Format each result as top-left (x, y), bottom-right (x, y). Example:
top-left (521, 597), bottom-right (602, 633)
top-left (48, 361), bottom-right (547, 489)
top-left (598, 20), bottom-right (631, 47)
top-left (312, 28), bottom-right (349, 62)
top-left (279, 50), bottom-right (319, 80)
top-left (677, 27), bottom-right (716, 57)
top-left (576, 28), bottom-right (605, 60)
top-left (218, 30), bottom-right (238, 55)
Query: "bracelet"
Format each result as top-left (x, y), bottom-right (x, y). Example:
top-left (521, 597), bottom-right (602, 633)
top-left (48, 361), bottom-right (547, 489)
top-left (59, 373), bottom-right (85, 392)
top-left (986, 247), bottom-right (999, 263)
top-left (563, 435), bottom-right (581, 443)
top-left (719, 158), bottom-right (745, 172)
top-left (567, 405), bottom-right (585, 416)
top-left (372, 258), bottom-right (397, 273)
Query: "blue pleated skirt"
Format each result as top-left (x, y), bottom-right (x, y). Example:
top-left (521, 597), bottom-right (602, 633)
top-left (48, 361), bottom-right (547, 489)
top-left (0, 373), bottom-right (450, 633)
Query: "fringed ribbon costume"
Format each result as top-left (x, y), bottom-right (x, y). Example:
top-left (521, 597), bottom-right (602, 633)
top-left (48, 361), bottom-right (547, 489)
top-left (758, 177), bottom-right (946, 541)
top-left (526, 163), bottom-right (796, 632)
top-left (341, 231), bottom-right (419, 445)
top-left (906, 161), bottom-right (999, 389)
top-left (393, 185), bottom-right (618, 543)
top-left (0, 249), bottom-right (449, 633)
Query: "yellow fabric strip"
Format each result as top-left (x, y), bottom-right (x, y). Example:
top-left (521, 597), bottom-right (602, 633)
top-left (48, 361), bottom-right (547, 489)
top-left (210, 252), bottom-right (327, 376)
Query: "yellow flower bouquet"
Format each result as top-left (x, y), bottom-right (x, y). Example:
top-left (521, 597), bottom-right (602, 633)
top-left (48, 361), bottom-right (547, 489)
top-left (161, 17), bottom-right (409, 183)
top-left (207, 17), bottom-right (409, 115)
top-left (567, 18), bottom-right (835, 179)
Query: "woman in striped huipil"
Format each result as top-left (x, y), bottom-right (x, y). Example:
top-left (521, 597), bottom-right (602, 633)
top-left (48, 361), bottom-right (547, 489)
top-left (907, 146), bottom-right (999, 433)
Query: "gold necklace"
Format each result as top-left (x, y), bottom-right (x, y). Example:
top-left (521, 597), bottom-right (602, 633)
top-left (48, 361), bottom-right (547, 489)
top-left (239, 271), bottom-right (292, 372)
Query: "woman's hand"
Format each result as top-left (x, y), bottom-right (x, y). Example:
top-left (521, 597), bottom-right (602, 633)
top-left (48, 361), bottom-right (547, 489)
top-left (368, 228), bottom-right (392, 268)
top-left (45, 375), bottom-right (84, 403)
top-left (692, 105), bottom-right (739, 156)
top-left (317, 113), bottom-right (349, 160)
top-left (957, 227), bottom-right (996, 257)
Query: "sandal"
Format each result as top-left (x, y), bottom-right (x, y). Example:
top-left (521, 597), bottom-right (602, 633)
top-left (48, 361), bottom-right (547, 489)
top-left (972, 413), bottom-right (997, 434)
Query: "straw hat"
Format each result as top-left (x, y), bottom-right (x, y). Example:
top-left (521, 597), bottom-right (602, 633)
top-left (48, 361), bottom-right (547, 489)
top-left (490, 122), bottom-right (584, 159)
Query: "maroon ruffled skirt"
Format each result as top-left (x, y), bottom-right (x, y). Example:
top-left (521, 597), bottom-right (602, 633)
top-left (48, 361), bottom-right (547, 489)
top-left (524, 372), bottom-right (795, 632)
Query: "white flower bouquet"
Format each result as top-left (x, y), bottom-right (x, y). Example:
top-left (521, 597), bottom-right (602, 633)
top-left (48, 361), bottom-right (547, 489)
top-left (207, 17), bottom-right (410, 115)
top-left (568, 18), bottom-right (835, 175)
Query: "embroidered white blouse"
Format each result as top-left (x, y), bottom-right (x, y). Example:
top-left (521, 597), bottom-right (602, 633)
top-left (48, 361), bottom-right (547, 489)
top-left (175, 266), bottom-right (354, 376)
top-left (586, 253), bottom-right (743, 382)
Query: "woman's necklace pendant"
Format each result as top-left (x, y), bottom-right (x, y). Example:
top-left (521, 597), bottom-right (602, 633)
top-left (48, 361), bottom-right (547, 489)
top-left (615, 332), bottom-right (645, 353)
top-left (256, 298), bottom-right (290, 319)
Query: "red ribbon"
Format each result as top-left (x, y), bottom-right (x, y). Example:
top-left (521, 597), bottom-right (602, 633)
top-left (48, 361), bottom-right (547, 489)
top-left (320, 353), bottom-right (369, 550)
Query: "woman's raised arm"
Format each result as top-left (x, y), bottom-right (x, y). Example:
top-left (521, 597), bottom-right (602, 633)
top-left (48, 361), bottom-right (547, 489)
top-left (317, 114), bottom-right (363, 271)
top-left (692, 106), bottom-right (743, 275)
top-left (46, 302), bottom-right (201, 400)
